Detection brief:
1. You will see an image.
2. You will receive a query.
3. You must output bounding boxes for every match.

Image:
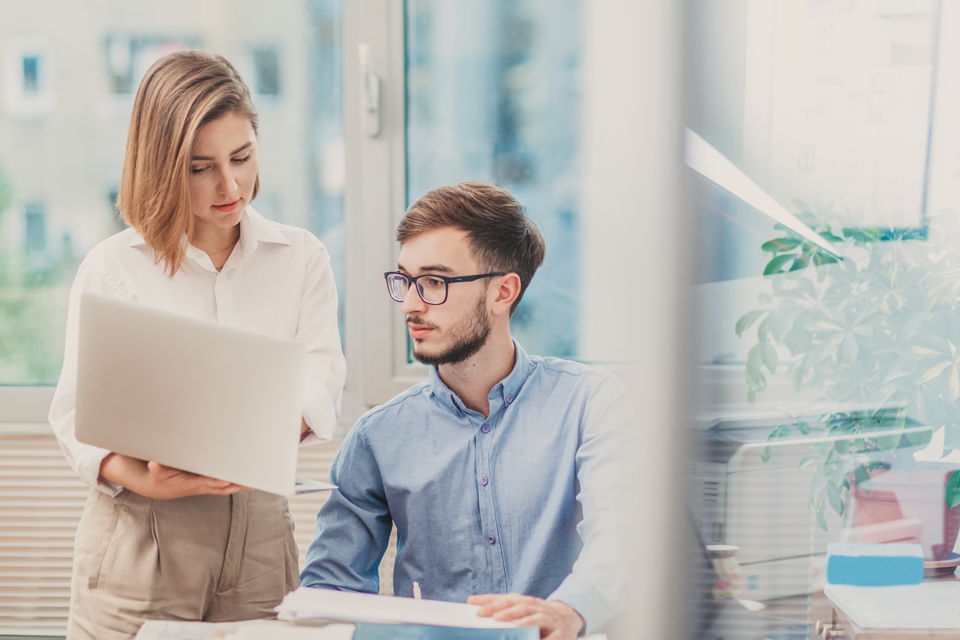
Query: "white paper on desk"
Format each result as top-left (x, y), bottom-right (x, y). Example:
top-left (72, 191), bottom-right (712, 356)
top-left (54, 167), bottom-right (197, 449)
top-left (135, 620), bottom-right (241, 640)
top-left (232, 622), bottom-right (355, 640)
top-left (826, 582), bottom-right (960, 628)
top-left (277, 587), bottom-right (517, 629)
top-left (136, 619), bottom-right (356, 640)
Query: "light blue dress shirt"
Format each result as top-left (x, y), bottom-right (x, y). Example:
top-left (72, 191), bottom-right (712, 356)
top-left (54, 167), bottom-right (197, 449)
top-left (301, 342), bottom-right (635, 634)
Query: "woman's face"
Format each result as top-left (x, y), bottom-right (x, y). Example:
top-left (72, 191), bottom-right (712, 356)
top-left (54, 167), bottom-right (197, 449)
top-left (189, 111), bottom-right (259, 234)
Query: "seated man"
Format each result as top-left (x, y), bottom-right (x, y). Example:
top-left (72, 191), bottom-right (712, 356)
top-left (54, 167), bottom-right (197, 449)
top-left (301, 181), bottom-right (635, 639)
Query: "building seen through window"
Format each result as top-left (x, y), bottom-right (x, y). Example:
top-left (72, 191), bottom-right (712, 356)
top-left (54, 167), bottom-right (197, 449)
top-left (22, 55), bottom-right (39, 93)
top-left (0, 1), bottom-right (345, 386)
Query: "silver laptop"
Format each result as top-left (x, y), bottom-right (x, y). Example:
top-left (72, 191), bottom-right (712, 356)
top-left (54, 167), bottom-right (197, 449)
top-left (75, 292), bottom-right (331, 496)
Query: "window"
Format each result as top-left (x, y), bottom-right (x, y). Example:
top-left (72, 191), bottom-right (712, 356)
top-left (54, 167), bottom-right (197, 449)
top-left (22, 55), bottom-right (40, 93)
top-left (4, 37), bottom-right (53, 118)
top-left (405, 0), bottom-right (583, 361)
top-left (0, 2), bottom-right (347, 414)
top-left (23, 202), bottom-right (46, 255)
top-left (348, 0), bottom-right (646, 405)
top-left (251, 47), bottom-right (281, 97)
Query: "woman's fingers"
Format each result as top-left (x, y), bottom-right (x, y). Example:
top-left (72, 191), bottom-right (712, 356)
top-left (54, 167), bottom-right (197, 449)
top-left (144, 461), bottom-right (247, 498)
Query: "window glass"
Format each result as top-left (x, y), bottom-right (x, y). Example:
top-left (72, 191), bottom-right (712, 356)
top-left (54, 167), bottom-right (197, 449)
top-left (688, 1), bottom-right (959, 636)
top-left (405, 0), bottom-right (582, 360)
top-left (0, 0), bottom-right (345, 387)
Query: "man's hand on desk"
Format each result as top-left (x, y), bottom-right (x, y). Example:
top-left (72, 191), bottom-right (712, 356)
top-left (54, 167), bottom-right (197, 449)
top-left (468, 593), bottom-right (585, 640)
top-left (99, 453), bottom-right (253, 499)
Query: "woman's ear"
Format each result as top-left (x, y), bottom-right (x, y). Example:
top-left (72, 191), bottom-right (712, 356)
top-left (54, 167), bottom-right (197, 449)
top-left (491, 273), bottom-right (522, 317)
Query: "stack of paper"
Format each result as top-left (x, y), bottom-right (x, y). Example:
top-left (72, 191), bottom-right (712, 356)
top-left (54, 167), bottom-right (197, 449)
top-left (276, 587), bottom-right (523, 630)
top-left (135, 619), bottom-right (355, 640)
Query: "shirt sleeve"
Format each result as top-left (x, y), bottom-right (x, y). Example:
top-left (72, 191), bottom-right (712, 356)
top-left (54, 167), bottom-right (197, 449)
top-left (300, 421), bottom-right (393, 593)
top-left (47, 255), bottom-right (130, 497)
top-left (546, 371), bottom-right (639, 635)
top-left (297, 240), bottom-right (347, 444)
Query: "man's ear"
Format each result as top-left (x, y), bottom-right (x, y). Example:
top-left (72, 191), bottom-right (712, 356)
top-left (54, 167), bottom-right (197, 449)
top-left (491, 273), bottom-right (522, 317)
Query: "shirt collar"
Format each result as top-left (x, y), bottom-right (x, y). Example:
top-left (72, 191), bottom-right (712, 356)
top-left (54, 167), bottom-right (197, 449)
top-left (126, 206), bottom-right (290, 256)
top-left (427, 340), bottom-right (533, 415)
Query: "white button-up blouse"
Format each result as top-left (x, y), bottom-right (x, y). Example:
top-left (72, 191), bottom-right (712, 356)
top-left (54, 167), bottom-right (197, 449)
top-left (48, 207), bottom-right (347, 496)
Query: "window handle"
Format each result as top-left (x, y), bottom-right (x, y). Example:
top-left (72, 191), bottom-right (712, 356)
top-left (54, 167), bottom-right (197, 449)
top-left (359, 43), bottom-right (381, 138)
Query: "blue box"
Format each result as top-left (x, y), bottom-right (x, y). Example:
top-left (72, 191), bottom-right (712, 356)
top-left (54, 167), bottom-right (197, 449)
top-left (826, 543), bottom-right (923, 586)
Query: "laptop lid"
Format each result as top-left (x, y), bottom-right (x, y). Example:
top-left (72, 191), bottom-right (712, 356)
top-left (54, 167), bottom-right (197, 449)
top-left (75, 292), bottom-right (305, 495)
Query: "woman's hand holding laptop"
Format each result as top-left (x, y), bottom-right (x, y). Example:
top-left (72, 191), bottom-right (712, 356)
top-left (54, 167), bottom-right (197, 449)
top-left (99, 453), bottom-right (253, 500)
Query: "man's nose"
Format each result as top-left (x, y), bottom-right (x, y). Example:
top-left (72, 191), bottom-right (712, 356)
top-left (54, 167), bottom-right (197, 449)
top-left (400, 284), bottom-right (427, 315)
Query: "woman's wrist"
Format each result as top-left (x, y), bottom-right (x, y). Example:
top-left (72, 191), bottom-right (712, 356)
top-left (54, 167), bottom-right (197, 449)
top-left (99, 453), bottom-right (148, 493)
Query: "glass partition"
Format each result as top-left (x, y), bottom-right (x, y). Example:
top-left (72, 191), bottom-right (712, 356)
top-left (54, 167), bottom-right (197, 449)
top-left (687, 1), bottom-right (960, 637)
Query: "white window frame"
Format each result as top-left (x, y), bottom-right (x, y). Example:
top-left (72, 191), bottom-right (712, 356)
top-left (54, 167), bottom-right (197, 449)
top-left (344, 0), bottom-right (428, 407)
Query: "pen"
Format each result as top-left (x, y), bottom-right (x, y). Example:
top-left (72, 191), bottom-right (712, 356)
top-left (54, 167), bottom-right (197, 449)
top-left (413, 581), bottom-right (422, 600)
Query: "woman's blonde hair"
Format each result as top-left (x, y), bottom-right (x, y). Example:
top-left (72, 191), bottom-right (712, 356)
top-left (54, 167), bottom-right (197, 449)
top-left (117, 50), bottom-right (259, 276)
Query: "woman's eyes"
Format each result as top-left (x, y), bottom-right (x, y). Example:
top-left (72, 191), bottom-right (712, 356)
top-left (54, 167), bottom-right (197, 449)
top-left (190, 155), bottom-right (252, 175)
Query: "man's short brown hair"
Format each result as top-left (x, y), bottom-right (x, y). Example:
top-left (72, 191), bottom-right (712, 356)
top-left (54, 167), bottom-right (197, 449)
top-left (397, 181), bottom-right (546, 315)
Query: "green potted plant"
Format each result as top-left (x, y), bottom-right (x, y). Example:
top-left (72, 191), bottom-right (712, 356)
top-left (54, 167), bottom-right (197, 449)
top-left (736, 199), bottom-right (960, 539)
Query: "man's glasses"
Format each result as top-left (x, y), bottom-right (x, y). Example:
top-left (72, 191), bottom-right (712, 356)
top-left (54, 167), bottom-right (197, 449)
top-left (384, 271), bottom-right (506, 305)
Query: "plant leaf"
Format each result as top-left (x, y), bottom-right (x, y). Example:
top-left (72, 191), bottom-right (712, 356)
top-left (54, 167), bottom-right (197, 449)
top-left (761, 423), bottom-right (793, 462)
top-left (826, 481), bottom-right (845, 517)
top-left (947, 470), bottom-right (960, 509)
top-left (796, 420), bottom-right (810, 435)
top-left (815, 491), bottom-right (828, 531)
top-left (854, 464), bottom-right (871, 494)
top-left (760, 342), bottom-right (778, 374)
top-left (736, 310), bottom-right (766, 338)
top-left (747, 345), bottom-right (762, 383)
top-left (946, 364), bottom-right (960, 404)
top-left (761, 237), bottom-right (803, 252)
top-left (916, 359), bottom-right (951, 385)
top-left (789, 255), bottom-right (811, 272)
top-left (764, 254), bottom-right (796, 276)
top-left (799, 455), bottom-right (818, 469)
top-left (841, 333), bottom-right (859, 363)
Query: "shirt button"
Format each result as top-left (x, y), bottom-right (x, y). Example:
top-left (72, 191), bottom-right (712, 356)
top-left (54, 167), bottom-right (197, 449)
top-left (506, 394), bottom-right (514, 403)
top-left (481, 477), bottom-right (489, 486)
top-left (487, 536), bottom-right (496, 544)
top-left (481, 424), bottom-right (490, 433)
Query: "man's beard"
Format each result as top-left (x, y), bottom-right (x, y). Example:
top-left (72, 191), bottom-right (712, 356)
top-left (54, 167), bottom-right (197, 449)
top-left (409, 295), bottom-right (491, 366)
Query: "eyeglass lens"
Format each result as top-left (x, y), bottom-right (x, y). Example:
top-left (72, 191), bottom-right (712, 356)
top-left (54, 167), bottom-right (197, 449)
top-left (387, 274), bottom-right (447, 304)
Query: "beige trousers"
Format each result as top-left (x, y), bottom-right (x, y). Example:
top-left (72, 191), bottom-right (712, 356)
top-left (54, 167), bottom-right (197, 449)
top-left (67, 488), bottom-right (299, 640)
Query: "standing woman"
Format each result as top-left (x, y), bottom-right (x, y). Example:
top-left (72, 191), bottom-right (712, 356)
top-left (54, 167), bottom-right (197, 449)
top-left (48, 51), bottom-right (346, 640)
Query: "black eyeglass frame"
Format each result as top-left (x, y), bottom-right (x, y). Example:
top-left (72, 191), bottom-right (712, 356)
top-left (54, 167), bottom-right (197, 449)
top-left (384, 271), bottom-right (507, 305)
